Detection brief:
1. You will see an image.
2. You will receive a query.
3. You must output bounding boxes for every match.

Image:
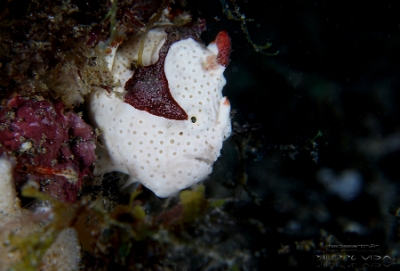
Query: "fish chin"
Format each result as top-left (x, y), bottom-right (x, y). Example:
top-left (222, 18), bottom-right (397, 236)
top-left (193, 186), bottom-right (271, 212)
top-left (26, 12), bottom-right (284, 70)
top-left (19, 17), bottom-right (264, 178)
top-left (141, 159), bottom-right (212, 198)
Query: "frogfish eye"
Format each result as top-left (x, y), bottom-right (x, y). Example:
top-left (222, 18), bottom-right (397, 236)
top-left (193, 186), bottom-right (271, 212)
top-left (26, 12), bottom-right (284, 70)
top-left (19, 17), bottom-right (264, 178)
top-left (191, 116), bottom-right (197, 123)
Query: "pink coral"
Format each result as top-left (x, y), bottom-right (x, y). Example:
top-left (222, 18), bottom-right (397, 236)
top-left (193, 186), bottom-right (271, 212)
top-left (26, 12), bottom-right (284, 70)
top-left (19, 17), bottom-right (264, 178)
top-left (0, 95), bottom-right (96, 202)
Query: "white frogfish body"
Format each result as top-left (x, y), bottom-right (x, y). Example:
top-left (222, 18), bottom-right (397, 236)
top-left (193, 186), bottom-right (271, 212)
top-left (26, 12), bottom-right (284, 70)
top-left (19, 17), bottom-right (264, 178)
top-left (89, 27), bottom-right (231, 197)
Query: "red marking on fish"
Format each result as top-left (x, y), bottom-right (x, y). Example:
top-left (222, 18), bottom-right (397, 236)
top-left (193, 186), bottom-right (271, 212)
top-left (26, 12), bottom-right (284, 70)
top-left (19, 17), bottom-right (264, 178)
top-left (223, 97), bottom-right (230, 106)
top-left (215, 31), bottom-right (231, 67)
top-left (124, 21), bottom-right (205, 120)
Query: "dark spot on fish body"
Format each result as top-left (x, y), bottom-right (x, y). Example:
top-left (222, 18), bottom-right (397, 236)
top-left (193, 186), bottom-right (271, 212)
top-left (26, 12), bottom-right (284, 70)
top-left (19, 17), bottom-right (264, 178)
top-left (123, 20), bottom-right (206, 121)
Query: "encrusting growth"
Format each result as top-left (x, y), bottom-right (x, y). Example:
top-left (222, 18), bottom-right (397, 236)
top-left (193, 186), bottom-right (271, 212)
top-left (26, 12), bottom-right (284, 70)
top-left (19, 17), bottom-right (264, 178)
top-left (0, 158), bottom-right (80, 271)
top-left (0, 95), bottom-right (96, 202)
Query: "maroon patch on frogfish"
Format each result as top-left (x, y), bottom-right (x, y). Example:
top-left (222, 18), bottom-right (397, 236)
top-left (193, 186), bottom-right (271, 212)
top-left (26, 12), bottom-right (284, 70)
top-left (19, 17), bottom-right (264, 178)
top-left (124, 57), bottom-right (188, 120)
top-left (124, 21), bottom-right (206, 120)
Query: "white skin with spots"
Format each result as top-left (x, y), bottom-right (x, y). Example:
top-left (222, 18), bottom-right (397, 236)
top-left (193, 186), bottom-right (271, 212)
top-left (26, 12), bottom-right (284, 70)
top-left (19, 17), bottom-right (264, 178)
top-left (89, 29), bottom-right (231, 197)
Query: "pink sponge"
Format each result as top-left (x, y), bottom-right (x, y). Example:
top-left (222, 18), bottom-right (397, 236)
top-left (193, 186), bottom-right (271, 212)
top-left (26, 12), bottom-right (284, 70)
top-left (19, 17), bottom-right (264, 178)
top-left (0, 95), bottom-right (96, 202)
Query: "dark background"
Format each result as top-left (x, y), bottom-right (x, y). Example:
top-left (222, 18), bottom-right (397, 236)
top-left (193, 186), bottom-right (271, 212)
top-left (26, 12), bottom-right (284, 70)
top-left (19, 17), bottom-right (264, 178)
top-left (190, 0), bottom-right (400, 269)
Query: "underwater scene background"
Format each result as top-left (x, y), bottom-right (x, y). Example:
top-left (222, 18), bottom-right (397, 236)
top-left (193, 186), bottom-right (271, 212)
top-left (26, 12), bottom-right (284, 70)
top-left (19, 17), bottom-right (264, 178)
top-left (1, 0), bottom-right (400, 270)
